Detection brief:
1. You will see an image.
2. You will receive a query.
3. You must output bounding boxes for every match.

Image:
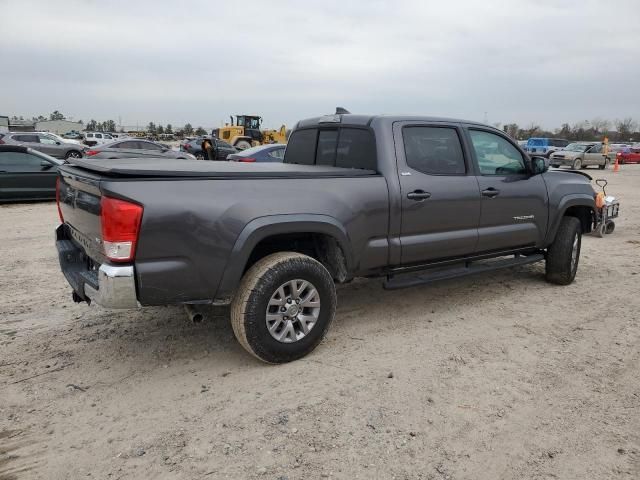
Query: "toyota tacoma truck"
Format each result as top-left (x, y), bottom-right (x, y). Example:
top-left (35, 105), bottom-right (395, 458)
top-left (55, 113), bottom-right (596, 363)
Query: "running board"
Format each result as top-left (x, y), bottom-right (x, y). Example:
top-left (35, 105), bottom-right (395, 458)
top-left (383, 254), bottom-right (544, 290)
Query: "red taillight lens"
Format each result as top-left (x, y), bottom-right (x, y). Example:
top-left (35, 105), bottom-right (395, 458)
top-left (184, 144), bottom-right (190, 149)
top-left (85, 150), bottom-right (99, 156)
top-left (239, 157), bottom-right (256, 162)
top-left (56, 177), bottom-right (64, 223)
top-left (0, 139), bottom-right (5, 145)
top-left (100, 196), bottom-right (143, 263)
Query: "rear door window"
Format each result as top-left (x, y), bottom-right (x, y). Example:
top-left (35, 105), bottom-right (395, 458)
top-left (402, 126), bottom-right (465, 175)
top-left (14, 134), bottom-right (40, 143)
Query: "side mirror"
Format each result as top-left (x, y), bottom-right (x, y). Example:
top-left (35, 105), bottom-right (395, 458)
top-left (40, 160), bottom-right (53, 170)
top-left (56, 141), bottom-right (61, 145)
top-left (529, 156), bottom-right (549, 175)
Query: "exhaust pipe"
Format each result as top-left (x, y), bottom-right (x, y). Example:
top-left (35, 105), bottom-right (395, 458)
top-left (184, 304), bottom-right (204, 323)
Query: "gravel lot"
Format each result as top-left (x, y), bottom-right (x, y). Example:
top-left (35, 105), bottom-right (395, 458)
top-left (1, 167), bottom-right (639, 479)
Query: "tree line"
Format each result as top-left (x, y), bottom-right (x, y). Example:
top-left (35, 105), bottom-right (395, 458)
top-left (500, 117), bottom-right (639, 142)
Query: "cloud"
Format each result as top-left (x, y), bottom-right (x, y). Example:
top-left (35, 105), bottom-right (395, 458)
top-left (0, 0), bottom-right (638, 129)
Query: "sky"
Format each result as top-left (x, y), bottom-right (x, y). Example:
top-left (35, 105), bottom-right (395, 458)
top-left (1, 0), bottom-right (638, 130)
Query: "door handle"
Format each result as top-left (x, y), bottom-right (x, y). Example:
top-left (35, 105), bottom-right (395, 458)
top-left (482, 188), bottom-right (500, 198)
top-left (407, 190), bottom-right (431, 200)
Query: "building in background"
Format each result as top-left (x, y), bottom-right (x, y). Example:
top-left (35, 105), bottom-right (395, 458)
top-left (35, 119), bottom-right (83, 134)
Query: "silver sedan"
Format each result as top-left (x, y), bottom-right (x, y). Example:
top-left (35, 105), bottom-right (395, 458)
top-left (83, 139), bottom-right (195, 160)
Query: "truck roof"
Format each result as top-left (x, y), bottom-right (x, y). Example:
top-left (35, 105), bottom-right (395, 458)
top-left (295, 113), bottom-right (493, 130)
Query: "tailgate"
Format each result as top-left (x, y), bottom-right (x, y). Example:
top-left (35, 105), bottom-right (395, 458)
top-left (58, 166), bottom-right (106, 263)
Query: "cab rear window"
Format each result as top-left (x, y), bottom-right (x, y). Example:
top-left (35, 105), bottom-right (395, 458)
top-left (285, 127), bottom-right (376, 170)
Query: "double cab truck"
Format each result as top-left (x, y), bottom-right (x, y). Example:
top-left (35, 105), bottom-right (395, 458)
top-left (56, 113), bottom-right (597, 363)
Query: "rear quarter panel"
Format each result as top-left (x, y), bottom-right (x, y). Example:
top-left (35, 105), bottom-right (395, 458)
top-left (102, 175), bottom-right (390, 305)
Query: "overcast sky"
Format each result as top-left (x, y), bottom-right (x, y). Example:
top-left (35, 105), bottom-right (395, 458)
top-left (1, 0), bottom-right (638, 130)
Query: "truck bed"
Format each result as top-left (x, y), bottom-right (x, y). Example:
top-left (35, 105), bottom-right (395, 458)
top-left (66, 157), bottom-right (378, 178)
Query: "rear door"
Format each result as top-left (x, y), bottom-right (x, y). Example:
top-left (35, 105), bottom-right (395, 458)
top-left (12, 133), bottom-right (41, 151)
top-left (135, 140), bottom-right (165, 157)
top-left (0, 150), bottom-right (58, 200)
top-left (393, 122), bottom-right (481, 264)
top-left (215, 139), bottom-right (235, 159)
top-left (466, 127), bottom-right (549, 252)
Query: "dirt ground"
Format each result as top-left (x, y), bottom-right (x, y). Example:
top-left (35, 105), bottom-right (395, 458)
top-left (1, 167), bottom-right (639, 480)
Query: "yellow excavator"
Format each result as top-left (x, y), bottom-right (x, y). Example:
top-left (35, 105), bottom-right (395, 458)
top-left (212, 115), bottom-right (287, 150)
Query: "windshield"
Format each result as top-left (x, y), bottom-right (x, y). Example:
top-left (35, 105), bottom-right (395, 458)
top-left (527, 138), bottom-right (544, 146)
top-left (565, 143), bottom-right (590, 152)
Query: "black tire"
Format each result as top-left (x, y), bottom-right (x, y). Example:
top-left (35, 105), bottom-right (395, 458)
top-left (572, 158), bottom-right (582, 170)
top-left (65, 150), bottom-right (82, 159)
top-left (605, 220), bottom-right (615, 234)
top-left (195, 152), bottom-right (205, 160)
top-left (235, 140), bottom-right (251, 150)
top-left (545, 216), bottom-right (582, 285)
top-left (230, 252), bottom-right (337, 363)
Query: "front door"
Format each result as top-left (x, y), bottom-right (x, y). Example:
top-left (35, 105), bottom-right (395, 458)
top-left (466, 128), bottom-right (549, 252)
top-left (38, 133), bottom-right (65, 158)
top-left (0, 150), bottom-right (58, 200)
top-left (394, 122), bottom-right (481, 265)
top-left (584, 143), bottom-right (605, 167)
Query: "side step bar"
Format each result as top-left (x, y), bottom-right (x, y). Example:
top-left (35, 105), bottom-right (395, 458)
top-left (383, 254), bottom-right (545, 290)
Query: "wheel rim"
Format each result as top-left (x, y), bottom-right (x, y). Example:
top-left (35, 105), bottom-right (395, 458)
top-left (265, 279), bottom-right (321, 343)
top-left (571, 234), bottom-right (579, 270)
top-left (574, 160), bottom-right (581, 169)
top-left (69, 152), bottom-right (81, 158)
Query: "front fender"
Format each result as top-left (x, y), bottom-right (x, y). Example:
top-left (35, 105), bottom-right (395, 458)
top-left (215, 214), bottom-right (352, 301)
top-left (545, 194), bottom-right (595, 244)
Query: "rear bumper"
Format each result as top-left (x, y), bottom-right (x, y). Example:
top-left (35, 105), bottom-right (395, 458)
top-left (55, 224), bottom-right (138, 309)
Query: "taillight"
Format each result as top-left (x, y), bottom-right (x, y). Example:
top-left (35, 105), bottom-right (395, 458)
top-left (56, 177), bottom-right (64, 223)
top-left (184, 144), bottom-right (190, 149)
top-left (85, 150), bottom-right (99, 156)
top-left (239, 157), bottom-right (256, 162)
top-left (0, 139), bottom-right (5, 145)
top-left (616, 152), bottom-right (621, 156)
top-left (101, 196), bottom-right (143, 263)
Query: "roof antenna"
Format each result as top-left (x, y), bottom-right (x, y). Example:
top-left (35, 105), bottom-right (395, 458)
top-left (335, 107), bottom-right (351, 114)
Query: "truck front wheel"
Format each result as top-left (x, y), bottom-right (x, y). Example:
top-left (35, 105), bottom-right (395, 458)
top-left (545, 216), bottom-right (582, 285)
top-left (230, 252), bottom-right (337, 363)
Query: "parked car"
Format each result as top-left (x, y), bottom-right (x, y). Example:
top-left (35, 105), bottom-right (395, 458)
top-left (549, 142), bottom-right (612, 169)
top-left (524, 138), bottom-right (570, 157)
top-left (180, 137), bottom-right (237, 160)
top-left (0, 145), bottom-right (63, 201)
top-left (0, 132), bottom-right (85, 159)
top-left (83, 139), bottom-right (195, 160)
top-left (616, 146), bottom-right (640, 164)
top-left (63, 131), bottom-right (84, 141)
top-left (55, 112), bottom-right (597, 363)
top-left (227, 144), bottom-right (286, 162)
top-left (84, 132), bottom-right (115, 147)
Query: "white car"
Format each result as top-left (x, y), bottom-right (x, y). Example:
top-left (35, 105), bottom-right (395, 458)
top-left (84, 132), bottom-right (115, 146)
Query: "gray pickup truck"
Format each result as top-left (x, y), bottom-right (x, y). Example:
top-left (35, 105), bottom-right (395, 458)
top-left (55, 113), bottom-right (596, 363)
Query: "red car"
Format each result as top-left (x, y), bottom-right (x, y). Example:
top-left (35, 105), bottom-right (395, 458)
top-left (616, 148), bottom-right (640, 164)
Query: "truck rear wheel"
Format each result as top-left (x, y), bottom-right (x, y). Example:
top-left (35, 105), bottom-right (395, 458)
top-left (545, 216), bottom-right (582, 285)
top-left (230, 252), bottom-right (337, 363)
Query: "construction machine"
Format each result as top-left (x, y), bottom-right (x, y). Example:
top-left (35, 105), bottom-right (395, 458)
top-left (212, 115), bottom-right (287, 150)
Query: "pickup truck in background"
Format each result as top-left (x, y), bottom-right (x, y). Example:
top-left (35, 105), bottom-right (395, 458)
top-left (55, 112), bottom-right (596, 363)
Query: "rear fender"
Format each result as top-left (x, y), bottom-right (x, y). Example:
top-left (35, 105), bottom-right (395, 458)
top-left (215, 214), bottom-right (352, 301)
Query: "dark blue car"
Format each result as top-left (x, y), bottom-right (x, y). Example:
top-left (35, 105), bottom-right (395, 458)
top-left (226, 144), bottom-right (286, 162)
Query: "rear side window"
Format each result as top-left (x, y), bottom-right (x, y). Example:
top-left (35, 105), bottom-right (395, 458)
top-left (284, 128), bottom-right (317, 165)
top-left (14, 134), bottom-right (40, 143)
top-left (402, 126), bottom-right (466, 175)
